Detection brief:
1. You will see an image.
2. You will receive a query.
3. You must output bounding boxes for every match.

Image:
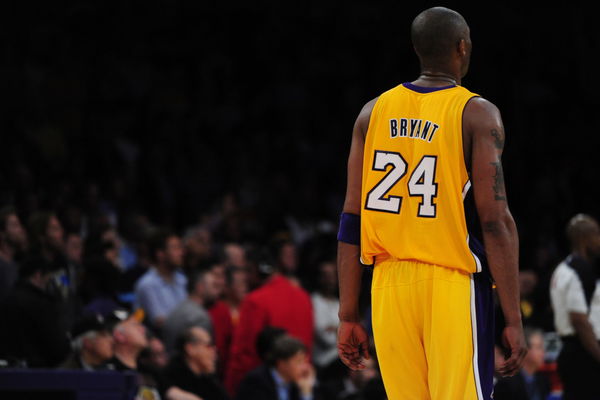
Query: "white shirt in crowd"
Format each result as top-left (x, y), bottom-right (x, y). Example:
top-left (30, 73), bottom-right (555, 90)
top-left (549, 256), bottom-right (600, 340)
top-left (311, 292), bottom-right (340, 368)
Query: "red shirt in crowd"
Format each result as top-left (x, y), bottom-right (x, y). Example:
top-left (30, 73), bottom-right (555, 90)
top-left (224, 274), bottom-right (314, 395)
top-left (208, 300), bottom-right (235, 378)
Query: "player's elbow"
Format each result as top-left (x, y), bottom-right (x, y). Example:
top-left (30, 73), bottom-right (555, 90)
top-left (480, 209), bottom-right (515, 238)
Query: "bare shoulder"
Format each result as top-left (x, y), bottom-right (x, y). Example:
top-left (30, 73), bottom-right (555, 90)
top-left (356, 97), bottom-right (379, 134)
top-left (464, 96), bottom-right (503, 131)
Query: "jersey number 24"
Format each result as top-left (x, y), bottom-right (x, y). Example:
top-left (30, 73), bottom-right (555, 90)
top-left (365, 150), bottom-right (438, 217)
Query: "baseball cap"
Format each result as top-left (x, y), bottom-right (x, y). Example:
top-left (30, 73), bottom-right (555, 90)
top-left (105, 308), bottom-right (145, 331)
top-left (71, 313), bottom-right (111, 338)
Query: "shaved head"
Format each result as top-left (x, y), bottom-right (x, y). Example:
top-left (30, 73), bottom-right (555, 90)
top-left (566, 213), bottom-right (600, 250)
top-left (411, 7), bottom-right (470, 69)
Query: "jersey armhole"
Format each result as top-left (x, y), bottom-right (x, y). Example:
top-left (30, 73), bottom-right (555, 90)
top-left (460, 95), bottom-right (482, 182)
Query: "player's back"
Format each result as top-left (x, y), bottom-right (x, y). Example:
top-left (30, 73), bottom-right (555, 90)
top-left (360, 82), bottom-right (480, 273)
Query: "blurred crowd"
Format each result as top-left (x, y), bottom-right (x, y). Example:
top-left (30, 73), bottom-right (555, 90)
top-left (1, 198), bottom-right (599, 400)
top-left (0, 202), bottom-right (384, 400)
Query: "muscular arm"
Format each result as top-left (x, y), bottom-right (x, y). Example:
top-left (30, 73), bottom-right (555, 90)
top-left (464, 97), bottom-right (526, 376)
top-left (337, 98), bottom-right (376, 369)
top-left (570, 312), bottom-right (600, 363)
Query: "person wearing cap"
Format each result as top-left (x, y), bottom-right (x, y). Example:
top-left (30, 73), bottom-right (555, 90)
top-left (105, 309), bottom-right (165, 400)
top-left (105, 308), bottom-right (148, 371)
top-left (60, 313), bottom-right (114, 370)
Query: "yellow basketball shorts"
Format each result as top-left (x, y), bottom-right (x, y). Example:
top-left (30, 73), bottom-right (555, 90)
top-left (371, 258), bottom-right (495, 400)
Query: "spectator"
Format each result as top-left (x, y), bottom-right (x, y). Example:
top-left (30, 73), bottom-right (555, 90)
top-left (162, 326), bottom-right (230, 400)
top-left (311, 260), bottom-right (339, 370)
top-left (163, 268), bottom-right (220, 354)
top-left (210, 262), bottom-right (227, 298)
top-left (26, 211), bottom-right (82, 326)
top-left (0, 206), bottom-right (27, 298)
top-left (134, 230), bottom-right (188, 329)
top-left (493, 327), bottom-right (551, 400)
top-left (84, 227), bottom-right (122, 270)
top-left (0, 255), bottom-right (71, 367)
top-left (225, 248), bottom-right (314, 395)
top-left (146, 336), bottom-right (169, 370)
top-left (318, 345), bottom-right (382, 400)
top-left (271, 238), bottom-right (298, 280)
top-left (65, 232), bottom-right (84, 291)
top-left (519, 269), bottom-right (539, 326)
top-left (221, 243), bottom-right (247, 269)
top-left (138, 335), bottom-right (171, 397)
top-left (60, 313), bottom-right (115, 370)
top-left (183, 226), bottom-right (214, 274)
top-left (107, 308), bottom-right (148, 371)
top-left (209, 266), bottom-right (249, 377)
top-left (27, 211), bottom-right (65, 264)
top-left (549, 214), bottom-right (600, 399)
top-left (235, 334), bottom-right (320, 400)
top-left (107, 309), bottom-right (162, 400)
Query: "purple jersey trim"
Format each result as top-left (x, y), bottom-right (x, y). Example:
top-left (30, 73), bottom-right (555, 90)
top-left (402, 82), bottom-right (456, 93)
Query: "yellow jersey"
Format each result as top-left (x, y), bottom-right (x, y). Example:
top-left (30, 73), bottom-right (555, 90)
top-left (360, 82), bottom-right (481, 274)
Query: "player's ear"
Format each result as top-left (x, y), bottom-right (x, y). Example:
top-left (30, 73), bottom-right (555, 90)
top-left (457, 39), bottom-right (467, 57)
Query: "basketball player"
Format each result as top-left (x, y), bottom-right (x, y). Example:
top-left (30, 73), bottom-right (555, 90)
top-left (336, 7), bottom-right (527, 399)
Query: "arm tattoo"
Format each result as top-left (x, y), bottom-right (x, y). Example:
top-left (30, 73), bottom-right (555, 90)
top-left (482, 221), bottom-right (501, 235)
top-left (490, 161), bottom-right (506, 201)
top-left (491, 129), bottom-right (504, 150)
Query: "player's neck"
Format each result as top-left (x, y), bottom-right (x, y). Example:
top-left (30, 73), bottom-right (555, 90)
top-left (413, 69), bottom-right (460, 87)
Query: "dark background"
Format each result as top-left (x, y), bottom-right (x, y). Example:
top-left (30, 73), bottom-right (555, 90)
top-left (0, 1), bottom-right (598, 278)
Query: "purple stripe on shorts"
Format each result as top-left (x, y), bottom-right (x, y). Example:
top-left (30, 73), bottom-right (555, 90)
top-left (469, 236), bottom-right (495, 400)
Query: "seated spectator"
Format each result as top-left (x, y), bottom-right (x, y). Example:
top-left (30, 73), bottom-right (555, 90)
top-left (106, 309), bottom-right (162, 400)
top-left (0, 255), bottom-right (71, 367)
top-left (107, 309), bottom-right (149, 371)
top-left (141, 335), bottom-right (169, 370)
top-left (183, 225), bottom-right (214, 274)
top-left (320, 357), bottom-right (380, 400)
top-left (318, 344), bottom-right (383, 400)
top-left (27, 211), bottom-right (65, 265)
top-left (161, 326), bottom-right (230, 400)
top-left (163, 268), bottom-right (220, 355)
top-left (235, 334), bottom-right (320, 400)
top-left (134, 230), bottom-right (188, 330)
top-left (493, 327), bottom-right (551, 400)
top-left (60, 313), bottom-right (115, 370)
top-left (64, 231), bottom-right (84, 293)
top-left (209, 266), bottom-right (248, 377)
top-left (221, 242), bottom-right (247, 270)
top-left (311, 260), bottom-right (339, 370)
top-left (225, 248), bottom-right (313, 394)
top-left (0, 206), bottom-right (27, 299)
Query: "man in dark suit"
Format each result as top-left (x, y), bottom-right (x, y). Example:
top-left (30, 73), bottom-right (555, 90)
top-left (161, 326), bottom-right (230, 400)
top-left (494, 327), bottom-right (551, 400)
top-left (235, 334), bottom-right (319, 400)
